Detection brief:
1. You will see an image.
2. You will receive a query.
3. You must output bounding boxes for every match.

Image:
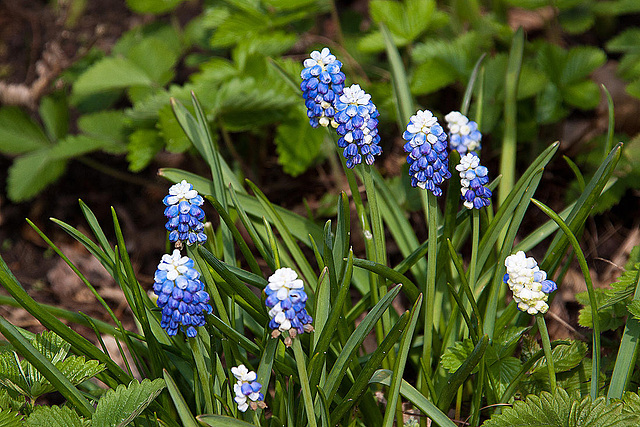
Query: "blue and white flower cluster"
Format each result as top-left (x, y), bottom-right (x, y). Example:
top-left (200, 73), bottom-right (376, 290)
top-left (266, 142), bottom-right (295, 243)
top-left (402, 110), bottom-right (452, 197)
top-left (445, 111), bottom-right (482, 155)
top-left (153, 249), bottom-right (212, 337)
top-left (163, 180), bottom-right (207, 246)
top-left (334, 84), bottom-right (382, 168)
top-left (301, 48), bottom-right (346, 128)
top-left (456, 153), bottom-right (492, 209)
top-left (232, 365), bottom-right (265, 412)
top-left (503, 251), bottom-right (557, 315)
top-left (265, 267), bottom-right (313, 345)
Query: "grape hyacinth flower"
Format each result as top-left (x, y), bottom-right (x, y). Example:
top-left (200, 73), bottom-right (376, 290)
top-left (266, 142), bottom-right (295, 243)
top-left (333, 84), bottom-right (382, 168)
top-left (503, 251), bottom-right (557, 315)
top-left (402, 110), bottom-right (452, 197)
top-left (445, 111), bottom-right (482, 155)
top-left (300, 47), bottom-right (346, 128)
top-left (231, 365), bottom-right (266, 412)
top-left (265, 267), bottom-right (313, 346)
top-left (456, 153), bottom-right (492, 209)
top-left (163, 180), bottom-right (207, 246)
top-left (153, 249), bottom-right (212, 337)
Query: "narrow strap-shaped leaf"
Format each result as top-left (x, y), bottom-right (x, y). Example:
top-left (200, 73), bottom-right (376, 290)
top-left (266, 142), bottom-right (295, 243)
top-left (50, 218), bottom-right (115, 274)
top-left (437, 335), bottom-right (490, 411)
top-left (380, 23), bottom-right (413, 126)
top-left (445, 281), bottom-right (477, 343)
top-left (607, 265), bottom-right (640, 400)
top-left (446, 239), bottom-right (483, 336)
top-left (163, 369), bottom-right (199, 427)
top-left (197, 415), bottom-right (255, 426)
top-left (382, 294), bottom-right (423, 427)
top-left (78, 200), bottom-right (115, 260)
top-left (255, 337), bottom-right (279, 418)
top-left (0, 317), bottom-right (94, 417)
top-left (324, 284), bottom-right (403, 401)
top-left (369, 370), bottom-right (457, 427)
top-left (331, 311), bottom-right (411, 424)
top-left (313, 268), bottom-right (331, 353)
top-left (197, 247), bottom-right (267, 323)
top-left (246, 180), bottom-right (317, 288)
top-left (333, 192), bottom-right (351, 285)
top-left (206, 195), bottom-right (261, 275)
top-left (461, 53), bottom-right (487, 115)
top-left (0, 254), bottom-right (130, 385)
top-left (532, 198), bottom-right (601, 399)
top-left (352, 257), bottom-right (420, 304)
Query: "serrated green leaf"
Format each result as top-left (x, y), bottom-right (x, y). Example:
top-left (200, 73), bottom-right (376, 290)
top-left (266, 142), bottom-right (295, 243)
top-left (50, 135), bottom-right (109, 160)
top-left (559, 6), bottom-right (595, 34)
top-left (578, 288), bottom-right (627, 331)
top-left (7, 150), bottom-right (66, 202)
top-left (440, 338), bottom-right (475, 373)
top-left (627, 78), bottom-right (640, 99)
top-left (628, 300), bottom-right (640, 321)
top-left (73, 57), bottom-right (153, 96)
top-left (410, 58), bottom-right (457, 95)
top-left (31, 331), bottom-right (69, 364)
top-left (210, 13), bottom-right (267, 48)
top-left (157, 105), bottom-right (191, 152)
top-left (92, 378), bottom-right (165, 427)
top-left (483, 388), bottom-right (640, 427)
top-left (0, 409), bottom-right (23, 427)
top-left (128, 38), bottom-right (179, 85)
top-left (561, 46), bottom-right (606, 85)
top-left (622, 392), bottom-right (640, 414)
top-left (274, 114), bottom-right (323, 176)
top-left (125, 0), bottom-right (183, 14)
top-left (126, 129), bottom-right (162, 172)
top-left (0, 107), bottom-right (50, 154)
top-left (77, 111), bottom-right (128, 153)
top-left (26, 405), bottom-right (85, 427)
top-left (30, 356), bottom-right (105, 398)
top-left (370, 0), bottom-right (435, 44)
top-left (530, 340), bottom-right (587, 376)
top-left (0, 353), bottom-right (30, 397)
top-left (562, 80), bottom-right (601, 109)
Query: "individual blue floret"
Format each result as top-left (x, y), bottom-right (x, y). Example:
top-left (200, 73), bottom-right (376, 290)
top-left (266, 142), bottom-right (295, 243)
top-left (153, 250), bottom-right (212, 337)
top-left (402, 110), bottom-right (452, 197)
top-left (163, 180), bottom-right (207, 246)
top-left (455, 153), bottom-right (492, 209)
top-left (300, 47), bottom-right (346, 128)
top-left (445, 111), bottom-right (482, 155)
top-left (333, 84), bottom-right (382, 168)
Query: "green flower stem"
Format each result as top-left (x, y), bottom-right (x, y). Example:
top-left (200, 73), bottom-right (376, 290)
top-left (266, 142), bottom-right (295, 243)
top-left (293, 338), bottom-right (317, 427)
top-left (536, 314), bottom-right (557, 392)
top-left (363, 164), bottom-right (392, 366)
top-left (470, 360), bottom-right (485, 427)
top-left (421, 191), bottom-right (439, 384)
top-left (469, 210), bottom-right (480, 291)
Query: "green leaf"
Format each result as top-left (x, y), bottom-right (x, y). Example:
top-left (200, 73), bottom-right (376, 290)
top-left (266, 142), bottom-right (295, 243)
top-left (562, 80), bottom-right (601, 109)
top-left (162, 370), bottom-right (198, 427)
top-left (410, 58), bottom-right (457, 95)
top-left (92, 378), bottom-right (165, 427)
top-left (73, 57), bottom-right (152, 96)
top-left (441, 338), bottom-right (475, 373)
top-left (197, 415), bottom-right (255, 426)
top-left (39, 93), bottom-right (69, 141)
top-left (606, 28), bottom-right (640, 53)
top-left (125, 0), bottom-right (183, 14)
top-left (0, 409), bottom-right (23, 426)
top-left (0, 107), bottom-right (50, 154)
top-left (482, 388), bottom-right (640, 427)
top-left (578, 288), bottom-right (627, 331)
top-left (530, 340), bottom-right (587, 376)
top-left (370, 0), bottom-right (435, 44)
top-left (274, 113), bottom-right (324, 176)
top-left (126, 129), bottom-right (162, 172)
top-left (7, 150), bottom-right (66, 202)
top-left (128, 37), bottom-right (180, 85)
top-left (157, 105), bottom-right (191, 152)
top-left (77, 111), bottom-right (128, 152)
top-left (26, 406), bottom-right (85, 427)
top-left (561, 46), bottom-right (606, 86)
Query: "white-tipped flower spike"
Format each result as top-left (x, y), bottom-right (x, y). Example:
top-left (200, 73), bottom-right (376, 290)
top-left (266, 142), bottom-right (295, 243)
top-left (456, 153), bottom-right (492, 209)
top-left (445, 111), bottom-right (482, 155)
top-left (163, 180), bottom-right (207, 246)
top-left (301, 47), bottom-right (345, 128)
top-left (402, 110), bottom-right (451, 196)
top-left (231, 365), bottom-right (265, 412)
top-left (503, 251), bottom-right (557, 315)
top-left (264, 268), bottom-right (313, 345)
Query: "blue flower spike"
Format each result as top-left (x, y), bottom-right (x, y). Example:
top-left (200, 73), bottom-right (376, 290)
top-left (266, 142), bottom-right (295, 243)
top-left (265, 267), bottom-right (313, 347)
top-left (163, 180), bottom-right (207, 247)
top-left (456, 153), bottom-right (492, 209)
top-left (445, 111), bottom-right (482, 155)
top-left (232, 365), bottom-right (266, 412)
top-left (301, 47), bottom-right (346, 128)
top-left (333, 84), bottom-right (382, 168)
top-left (402, 110), bottom-right (452, 196)
top-left (153, 249), bottom-right (212, 337)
